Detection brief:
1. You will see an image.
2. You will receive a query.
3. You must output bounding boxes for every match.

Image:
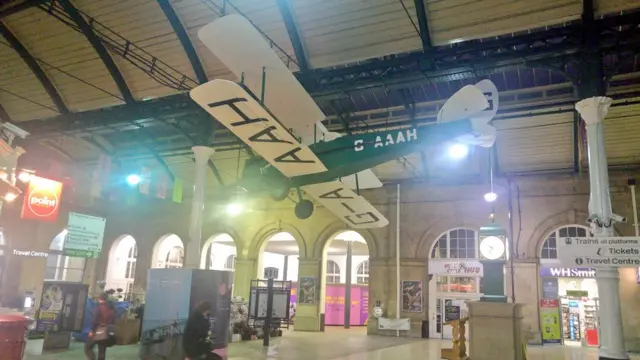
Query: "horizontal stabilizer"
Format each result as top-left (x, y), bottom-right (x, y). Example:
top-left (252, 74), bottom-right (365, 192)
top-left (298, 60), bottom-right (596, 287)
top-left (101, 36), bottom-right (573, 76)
top-left (302, 181), bottom-right (388, 229)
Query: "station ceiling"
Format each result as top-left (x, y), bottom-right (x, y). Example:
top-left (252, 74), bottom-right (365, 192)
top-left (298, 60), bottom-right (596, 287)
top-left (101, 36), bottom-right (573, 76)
top-left (1, 0), bottom-right (639, 198)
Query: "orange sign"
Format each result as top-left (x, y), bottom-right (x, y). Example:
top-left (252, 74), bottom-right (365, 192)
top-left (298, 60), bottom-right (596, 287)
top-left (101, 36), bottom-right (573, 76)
top-left (21, 176), bottom-right (63, 222)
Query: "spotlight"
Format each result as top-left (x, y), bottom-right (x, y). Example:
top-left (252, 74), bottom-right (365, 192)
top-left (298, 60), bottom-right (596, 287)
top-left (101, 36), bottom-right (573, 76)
top-left (3, 192), bottom-right (17, 202)
top-left (484, 192), bottom-right (498, 202)
top-left (226, 203), bottom-right (243, 216)
top-left (126, 174), bottom-right (141, 186)
top-left (447, 143), bottom-right (469, 160)
top-left (17, 171), bottom-right (33, 183)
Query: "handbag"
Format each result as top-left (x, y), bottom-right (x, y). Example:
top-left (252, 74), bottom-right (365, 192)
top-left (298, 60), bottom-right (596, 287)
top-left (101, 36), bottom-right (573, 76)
top-left (93, 324), bottom-right (117, 347)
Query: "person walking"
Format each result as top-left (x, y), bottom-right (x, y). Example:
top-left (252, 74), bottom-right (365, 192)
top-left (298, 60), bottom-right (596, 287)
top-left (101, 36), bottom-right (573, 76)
top-left (85, 292), bottom-right (116, 360)
top-left (183, 301), bottom-right (222, 360)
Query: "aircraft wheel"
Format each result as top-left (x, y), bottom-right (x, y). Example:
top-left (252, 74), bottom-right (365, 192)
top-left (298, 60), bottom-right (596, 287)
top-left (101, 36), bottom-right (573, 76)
top-left (295, 200), bottom-right (314, 219)
top-left (270, 187), bottom-right (289, 202)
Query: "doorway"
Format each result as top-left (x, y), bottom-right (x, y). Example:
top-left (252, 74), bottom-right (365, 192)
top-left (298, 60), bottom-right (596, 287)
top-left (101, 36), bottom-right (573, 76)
top-left (430, 298), bottom-right (471, 339)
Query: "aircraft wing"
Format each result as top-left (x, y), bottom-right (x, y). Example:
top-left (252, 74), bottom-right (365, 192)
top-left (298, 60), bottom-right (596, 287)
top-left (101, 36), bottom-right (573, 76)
top-left (190, 79), bottom-right (387, 228)
top-left (190, 79), bottom-right (327, 177)
top-left (198, 15), bottom-right (323, 142)
top-left (198, 15), bottom-right (384, 190)
top-left (302, 181), bottom-right (388, 229)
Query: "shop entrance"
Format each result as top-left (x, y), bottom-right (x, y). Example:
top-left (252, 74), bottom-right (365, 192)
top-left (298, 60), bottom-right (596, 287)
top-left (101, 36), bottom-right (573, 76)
top-left (432, 298), bottom-right (471, 339)
top-left (539, 266), bottom-right (600, 347)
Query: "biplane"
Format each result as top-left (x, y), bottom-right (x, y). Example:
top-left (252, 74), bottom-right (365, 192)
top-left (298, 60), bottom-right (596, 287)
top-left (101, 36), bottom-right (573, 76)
top-left (190, 15), bottom-right (498, 229)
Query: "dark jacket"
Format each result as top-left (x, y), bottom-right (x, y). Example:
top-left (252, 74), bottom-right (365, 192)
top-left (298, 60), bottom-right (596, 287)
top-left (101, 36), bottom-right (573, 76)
top-left (91, 301), bottom-right (116, 332)
top-left (183, 311), bottom-right (211, 358)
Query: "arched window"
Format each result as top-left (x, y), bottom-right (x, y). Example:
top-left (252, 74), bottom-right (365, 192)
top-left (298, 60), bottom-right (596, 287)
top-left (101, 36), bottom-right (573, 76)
top-left (105, 235), bottom-right (138, 297)
top-left (44, 230), bottom-right (85, 282)
top-left (356, 260), bottom-right (369, 285)
top-left (430, 229), bottom-right (477, 259)
top-left (326, 260), bottom-right (340, 284)
top-left (224, 255), bottom-right (236, 270)
top-left (163, 246), bottom-right (184, 269)
top-left (153, 234), bottom-right (184, 269)
top-left (540, 225), bottom-right (591, 260)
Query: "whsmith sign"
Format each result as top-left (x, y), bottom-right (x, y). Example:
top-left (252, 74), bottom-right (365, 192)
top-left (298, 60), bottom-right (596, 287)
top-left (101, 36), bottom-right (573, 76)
top-left (558, 237), bottom-right (640, 268)
top-left (539, 267), bottom-right (596, 278)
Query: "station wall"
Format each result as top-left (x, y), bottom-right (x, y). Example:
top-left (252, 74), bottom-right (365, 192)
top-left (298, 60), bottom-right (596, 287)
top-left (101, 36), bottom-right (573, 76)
top-left (2, 171), bottom-right (640, 350)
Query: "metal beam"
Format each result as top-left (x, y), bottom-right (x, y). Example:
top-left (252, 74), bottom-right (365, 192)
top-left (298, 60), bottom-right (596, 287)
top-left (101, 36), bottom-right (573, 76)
top-left (413, 0), bottom-right (431, 49)
top-left (0, 103), bottom-right (12, 122)
top-left (157, 0), bottom-right (208, 84)
top-left (57, 0), bottom-right (135, 104)
top-left (0, 0), bottom-right (48, 19)
top-left (276, 0), bottom-right (309, 70)
top-left (0, 21), bottom-right (68, 114)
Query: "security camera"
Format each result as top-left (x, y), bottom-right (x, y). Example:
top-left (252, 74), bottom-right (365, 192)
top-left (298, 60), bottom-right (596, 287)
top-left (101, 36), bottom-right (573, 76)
top-left (1, 122), bottom-right (30, 139)
top-left (629, 177), bottom-right (637, 187)
top-left (586, 215), bottom-right (598, 223)
top-left (611, 213), bottom-right (627, 223)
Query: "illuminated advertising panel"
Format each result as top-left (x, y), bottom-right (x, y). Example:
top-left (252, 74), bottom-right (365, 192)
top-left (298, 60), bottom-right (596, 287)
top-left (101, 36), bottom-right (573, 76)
top-left (21, 176), bottom-right (63, 222)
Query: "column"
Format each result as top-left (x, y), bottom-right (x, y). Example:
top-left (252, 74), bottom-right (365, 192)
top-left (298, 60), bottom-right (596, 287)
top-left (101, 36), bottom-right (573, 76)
top-left (344, 240), bottom-right (353, 329)
top-left (295, 258), bottom-right (321, 332)
top-left (184, 146), bottom-right (215, 269)
top-left (233, 258), bottom-right (255, 301)
top-left (576, 97), bottom-right (628, 360)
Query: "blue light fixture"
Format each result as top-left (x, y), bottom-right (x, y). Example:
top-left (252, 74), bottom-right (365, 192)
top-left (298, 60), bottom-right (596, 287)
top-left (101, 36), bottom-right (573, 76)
top-left (126, 174), bottom-right (141, 186)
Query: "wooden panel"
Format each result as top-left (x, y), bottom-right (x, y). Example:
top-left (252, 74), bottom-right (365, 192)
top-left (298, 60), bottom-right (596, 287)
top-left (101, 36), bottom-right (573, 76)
top-left (496, 112), bottom-right (574, 172)
top-left (426, 0), bottom-right (582, 45)
top-left (75, 0), bottom-right (192, 100)
top-left (0, 39), bottom-right (58, 121)
top-left (292, 0), bottom-right (422, 68)
top-left (4, 8), bottom-right (125, 112)
top-left (603, 103), bottom-right (640, 165)
top-left (595, 0), bottom-right (640, 15)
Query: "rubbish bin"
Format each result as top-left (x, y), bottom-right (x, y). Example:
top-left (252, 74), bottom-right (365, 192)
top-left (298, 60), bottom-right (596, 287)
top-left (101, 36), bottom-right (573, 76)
top-left (0, 314), bottom-right (30, 360)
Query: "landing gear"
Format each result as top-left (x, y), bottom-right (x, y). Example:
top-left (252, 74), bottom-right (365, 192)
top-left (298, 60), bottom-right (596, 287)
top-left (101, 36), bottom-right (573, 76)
top-left (294, 187), bottom-right (314, 219)
top-left (295, 199), bottom-right (314, 219)
top-left (270, 187), bottom-right (289, 202)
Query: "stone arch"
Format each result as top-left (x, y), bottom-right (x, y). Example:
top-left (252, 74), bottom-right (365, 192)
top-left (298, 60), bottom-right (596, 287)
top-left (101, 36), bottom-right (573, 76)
top-left (313, 221), bottom-right (378, 259)
top-left (248, 222), bottom-right (307, 258)
top-left (201, 227), bottom-right (243, 256)
top-left (415, 216), bottom-right (487, 258)
top-left (151, 233), bottom-right (185, 268)
top-left (523, 209), bottom-right (589, 260)
top-left (200, 232), bottom-right (240, 270)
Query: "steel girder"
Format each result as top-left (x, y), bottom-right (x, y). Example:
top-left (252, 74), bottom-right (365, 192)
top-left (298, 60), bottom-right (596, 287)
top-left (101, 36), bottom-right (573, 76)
top-left (17, 11), bottom-right (640, 138)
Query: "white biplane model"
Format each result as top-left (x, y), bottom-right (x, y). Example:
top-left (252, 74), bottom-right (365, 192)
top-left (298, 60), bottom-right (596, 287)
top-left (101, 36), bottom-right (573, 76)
top-left (190, 15), bottom-right (498, 229)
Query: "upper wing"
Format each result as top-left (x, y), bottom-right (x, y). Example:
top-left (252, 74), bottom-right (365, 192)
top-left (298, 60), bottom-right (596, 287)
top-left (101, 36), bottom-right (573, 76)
top-left (190, 79), bottom-right (327, 177)
top-left (197, 15), bottom-right (323, 141)
top-left (302, 181), bottom-right (388, 229)
top-left (190, 79), bottom-right (387, 228)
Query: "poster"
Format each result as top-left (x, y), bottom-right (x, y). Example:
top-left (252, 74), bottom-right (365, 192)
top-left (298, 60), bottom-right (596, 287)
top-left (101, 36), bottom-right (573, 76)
top-left (64, 212), bottom-right (107, 258)
top-left (298, 276), bottom-right (316, 305)
top-left (21, 176), bottom-right (63, 222)
top-left (402, 280), bottom-right (423, 312)
top-left (540, 299), bottom-right (562, 344)
top-left (323, 285), bottom-right (369, 326)
top-left (36, 282), bottom-right (88, 332)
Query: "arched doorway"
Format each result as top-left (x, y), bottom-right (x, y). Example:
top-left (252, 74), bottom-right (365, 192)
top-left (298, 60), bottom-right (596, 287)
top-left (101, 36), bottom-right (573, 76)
top-left (152, 234), bottom-right (184, 269)
top-left (44, 229), bottom-right (85, 282)
top-left (105, 235), bottom-right (138, 297)
top-left (201, 234), bottom-right (237, 271)
top-left (320, 230), bottom-right (369, 330)
top-left (258, 232), bottom-right (298, 281)
top-left (428, 228), bottom-right (480, 339)
top-left (258, 231), bottom-right (299, 325)
top-left (537, 224), bottom-right (598, 346)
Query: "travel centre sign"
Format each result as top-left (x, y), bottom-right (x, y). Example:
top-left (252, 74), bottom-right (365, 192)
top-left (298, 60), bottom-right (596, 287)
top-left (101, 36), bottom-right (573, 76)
top-left (558, 237), bottom-right (640, 268)
top-left (12, 249), bottom-right (48, 258)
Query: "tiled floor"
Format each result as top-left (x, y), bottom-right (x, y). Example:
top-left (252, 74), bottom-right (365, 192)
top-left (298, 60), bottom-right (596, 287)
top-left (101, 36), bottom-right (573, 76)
top-left (25, 327), bottom-right (640, 359)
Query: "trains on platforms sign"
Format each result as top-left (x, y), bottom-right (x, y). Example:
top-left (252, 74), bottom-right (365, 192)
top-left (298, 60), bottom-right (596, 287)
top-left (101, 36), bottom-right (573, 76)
top-left (558, 237), bottom-right (640, 267)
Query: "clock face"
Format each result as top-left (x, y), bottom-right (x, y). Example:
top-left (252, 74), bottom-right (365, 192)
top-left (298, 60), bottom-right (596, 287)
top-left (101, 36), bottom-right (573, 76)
top-left (480, 236), bottom-right (505, 260)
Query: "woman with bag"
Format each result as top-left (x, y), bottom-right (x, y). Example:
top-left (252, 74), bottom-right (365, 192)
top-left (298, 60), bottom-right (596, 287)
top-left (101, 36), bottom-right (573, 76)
top-left (85, 292), bottom-right (116, 360)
